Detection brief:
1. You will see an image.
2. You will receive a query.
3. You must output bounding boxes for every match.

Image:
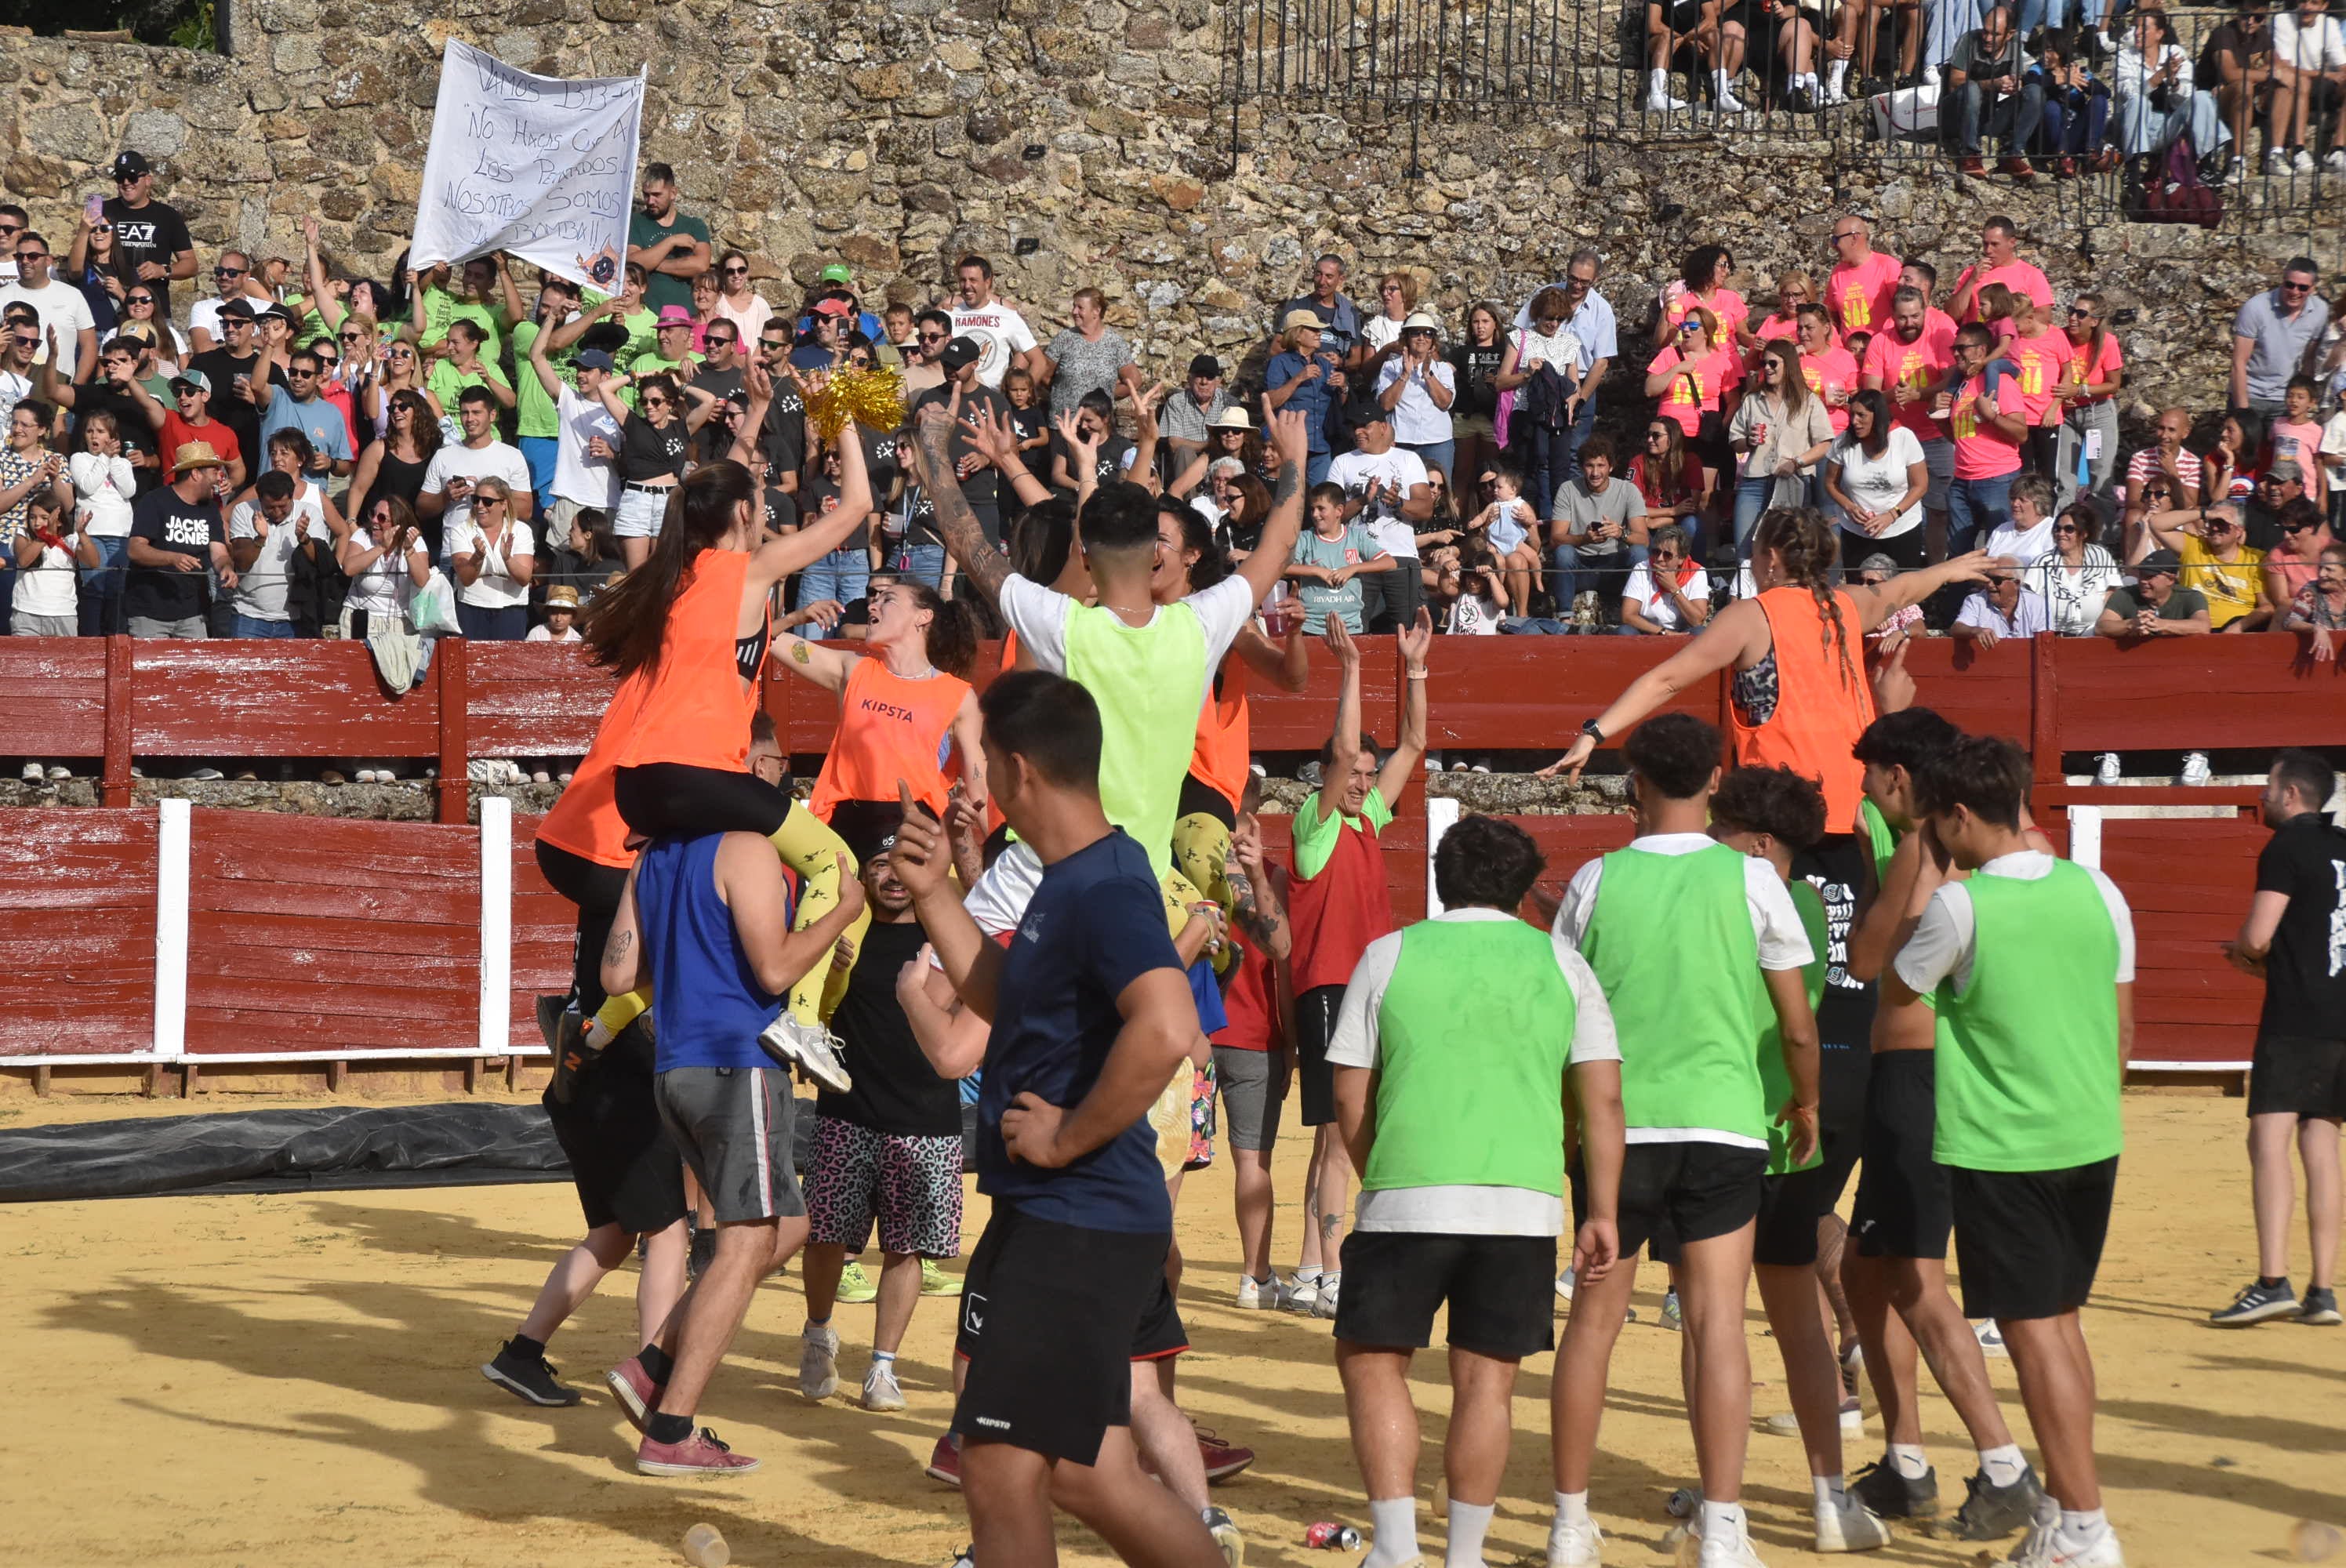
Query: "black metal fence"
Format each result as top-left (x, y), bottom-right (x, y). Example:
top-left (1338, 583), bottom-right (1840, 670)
top-left (1222, 0), bottom-right (2341, 235)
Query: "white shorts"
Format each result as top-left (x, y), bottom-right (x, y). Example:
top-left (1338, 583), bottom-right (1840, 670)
top-left (614, 484), bottom-right (674, 539)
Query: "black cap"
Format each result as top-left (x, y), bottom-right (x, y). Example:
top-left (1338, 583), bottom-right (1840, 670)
top-left (217, 299), bottom-right (257, 321)
top-left (939, 335), bottom-right (982, 374)
top-left (1188, 354), bottom-right (1222, 379)
top-left (257, 303), bottom-right (296, 326)
top-left (2137, 548), bottom-right (2182, 574)
top-left (838, 805), bottom-right (910, 866)
top-left (112, 150), bottom-right (151, 180)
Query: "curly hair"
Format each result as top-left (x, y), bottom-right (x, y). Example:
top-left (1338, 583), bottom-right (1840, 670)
top-left (1753, 506), bottom-right (1858, 697)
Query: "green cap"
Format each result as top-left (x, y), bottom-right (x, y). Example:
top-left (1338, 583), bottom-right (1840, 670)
top-left (819, 263), bottom-right (853, 285)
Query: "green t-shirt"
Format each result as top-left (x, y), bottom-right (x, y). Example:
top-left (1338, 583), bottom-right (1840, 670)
top-left (411, 285), bottom-right (508, 365)
top-left (1759, 878), bottom-right (1832, 1175)
top-left (2101, 584), bottom-right (2208, 623)
top-left (424, 359), bottom-right (511, 435)
top-left (628, 212), bottom-right (712, 312)
top-left (1294, 786), bottom-right (1393, 880)
top-left (1290, 523), bottom-right (1385, 633)
top-left (1062, 597), bottom-right (1209, 882)
top-left (507, 319), bottom-right (572, 441)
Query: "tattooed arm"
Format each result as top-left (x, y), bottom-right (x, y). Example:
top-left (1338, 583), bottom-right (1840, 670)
top-left (912, 401), bottom-right (1011, 612)
top-left (1225, 815), bottom-right (1291, 962)
top-left (599, 866), bottom-right (645, 998)
top-left (1232, 406), bottom-right (1313, 606)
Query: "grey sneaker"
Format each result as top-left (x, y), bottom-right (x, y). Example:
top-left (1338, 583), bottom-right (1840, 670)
top-left (1661, 1287), bottom-right (1683, 1330)
top-left (801, 1322), bottom-right (841, 1400)
top-left (1948, 1462), bottom-right (2043, 1541)
top-left (862, 1359), bottom-right (906, 1411)
top-left (759, 1014), bottom-right (854, 1093)
top-left (1202, 1504), bottom-right (1244, 1567)
top-left (1310, 1272), bottom-right (1342, 1319)
top-left (2301, 1286), bottom-right (2341, 1326)
top-left (1850, 1457), bottom-right (1937, 1519)
top-left (2211, 1277), bottom-right (2301, 1327)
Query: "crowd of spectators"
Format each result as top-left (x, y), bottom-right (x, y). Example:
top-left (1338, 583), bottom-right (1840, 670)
top-left (4, 154), bottom-right (2344, 689)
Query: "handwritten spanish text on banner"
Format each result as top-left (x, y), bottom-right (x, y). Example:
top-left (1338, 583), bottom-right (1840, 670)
top-left (410, 41), bottom-right (645, 292)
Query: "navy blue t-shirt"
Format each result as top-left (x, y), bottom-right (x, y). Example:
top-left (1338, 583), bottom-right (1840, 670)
top-left (977, 829), bottom-right (1186, 1233)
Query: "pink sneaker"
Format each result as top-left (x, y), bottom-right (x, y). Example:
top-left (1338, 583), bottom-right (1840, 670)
top-left (1196, 1426), bottom-right (1255, 1483)
top-left (924, 1432), bottom-right (962, 1486)
top-left (605, 1356), bottom-right (662, 1433)
top-left (637, 1425), bottom-right (761, 1477)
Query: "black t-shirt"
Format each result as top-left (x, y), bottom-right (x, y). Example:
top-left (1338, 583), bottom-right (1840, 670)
top-left (619, 410), bottom-right (689, 483)
top-left (2199, 22), bottom-right (2272, 85)
top-left (187, 348), bottom-right (286, 479)
top-left (815, 917), bottom-right (961, 1136)
top-left (125, 485), bottom-right (224, 623)
top-left (764, 482), bottom-right (800, 535)
top-left (862, 423), bottom-right (903, 512)
top-left (100, 197), bottom-right (194, 318)
top-left (906, 384), bottom-right (1008, 548)
top-left (761, 380), bottom-right (806, 481)
top-left (2242, 497), bottom-right (2283, 551)
top-left (1047, 432), bottom-right (1135, 495)
top-left (1449, 343), bottom-right (1507, 422)
top-left (801, 475), bottom-right (869, 555)
top-left (1794, 833), bottom-right (1876, 1128)
top-left (2255, 813), bottom-right (2346, 1039)
top-left (690, 365), bottom-right (746, 463)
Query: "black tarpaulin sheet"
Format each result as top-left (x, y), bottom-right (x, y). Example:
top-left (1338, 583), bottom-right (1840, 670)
top-left (0, 1103), bottom-right (573, 1203)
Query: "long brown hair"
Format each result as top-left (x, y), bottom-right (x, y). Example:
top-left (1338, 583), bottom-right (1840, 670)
top-left (1762, 340), bottom-right (1810, 419)
top-left (901, 579), bottom-right (979, 678)
top-left (581, 460), bottom-right (757, 679)
top-left (388, 388), bottom-right (441, 463)
top-left (1754, 506), bottom-right (1858, 695)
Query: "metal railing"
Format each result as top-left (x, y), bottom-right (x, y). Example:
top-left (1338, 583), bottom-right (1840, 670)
top-left (1222, 0), bottom-right (2341, 235)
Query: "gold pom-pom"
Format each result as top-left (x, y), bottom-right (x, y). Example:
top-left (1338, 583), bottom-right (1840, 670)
top-left (807, 365), bottom-right (906, 441)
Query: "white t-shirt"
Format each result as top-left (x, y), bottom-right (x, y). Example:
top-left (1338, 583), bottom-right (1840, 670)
top-left (1955, 586), bottom-right (2051, 639)
top-left (1985, 515), bottom-right (2056, 570)
top-left (1622, 561), bottom-right (1713, 630)
top-left (0, 368), bottom-right (31, 428)
top-left (1512, 324), bottom-right (1586, 377)
top-left (419, 439), bottom-right (532, 539)
top-left (2036, 546), bottom-right (2123, 635)
top-left (227, 502), bottom-right (306, 622)
top-left (526, 622), bottom-right (582, 643)
top-left (68, 452), bottom-right (137, 537)
top-left (1360, 314), bottom-right (1405, 359)
top-left (1447, 589), bottom-right (1505, 635)
top-left (948, 301), bottom-right (1038, 390)
top-left (2275, 11), bottom-right (2346, 71)
top-left (553, 386), bottom-right (622, 509)
top-left (1894, 851), bottom-right (2135, 999)
top-left (1553, 831), bottom-right (1814, 1151)
top-left (0, 279), bottom-right (96, 379)
top-left (445, 517), bottom-right (536, 609)
top-left (1326, 907), bottom-right (1621, 1236)
top-left (994, 570), bottom-right (1255, 687)
top-left (1830, 425), bottom-right (1927, 537)
top-left (344, 533), bottom-right (431, 617)
top-left (12, 535), bottom-right (77, 619)
top-left (1327, 446), bottom-right (1433, 560)
top-left (1375, 358), bottom-right (1457, 447)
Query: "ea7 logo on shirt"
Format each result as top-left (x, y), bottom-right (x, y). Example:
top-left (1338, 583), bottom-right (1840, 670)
top-left (114, 219), bottom-right (162, 248)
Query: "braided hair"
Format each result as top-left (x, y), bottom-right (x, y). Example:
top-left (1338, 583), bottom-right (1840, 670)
top-left (1753, 506), bottom-right (1859, 695)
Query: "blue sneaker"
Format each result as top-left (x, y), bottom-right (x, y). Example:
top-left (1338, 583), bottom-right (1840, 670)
top-left (2210, 1278), bottom-right (2301, 1327)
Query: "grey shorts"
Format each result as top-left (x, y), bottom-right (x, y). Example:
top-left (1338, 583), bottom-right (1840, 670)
top-left (11, 613), bottom-right (80, 637)
top-left (129, 615), bottom-right (207, 638)
top-left (655, 1065), bottom-right (807, 1224)
top-left (1919, 436), bottom-right (1954, 511)
top-left (1211, 1045), bottom-right (1289, 1154)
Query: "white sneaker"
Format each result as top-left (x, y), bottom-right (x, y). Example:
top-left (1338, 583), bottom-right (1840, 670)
top-left (2322, 150), bottom-right (2344, 174)
top-left (2268, 147), bottom-right (2293, 175)
top-left (1649, 85), bottom-right (1691, 111)
top-left (1249, 757), bottom-right (1267, 778)
top-left (801, 1323), bottom-right (841, 1400)
top-left (2046, 1525), bottom-right (2126, 1566)
top-left (2094, 752), bottom-right (2121, 786)
top-left (45, 765), bottom-right (68, 780)
top-left (1815, 1494), bottom-right (1891, 1552)
top-left (1715, 85), bottom-right (1749, 114)
top-left (1278, 1272), bottom-right (1320, 1314)
top-left (1234, 1274), bottom-right (1279, 1309)
top-left (1695, 1512), bottom-right (1769, 1566)
top-left (2005, 1516), bottom-right (2057, 1566)
top-left (2295, 147), bottom-right (2317, 172)
top-left (1425, 751), bottom-right (1445, 774)
top-left (1974, 1318), bottom-right (2010, 1357)
top-left (20, 761), bottom-right (44, 781)
top-left (2180, 751), bottom-right (2212, 786)
top-left (1311, 1272), bottom-right (1342, 1319)
top-left (1764, 1397), bottom-right (1863, 1435)
top-left (759, 1015), bottom-right (854, 1093)
top-left (1556, 1267), bottom-right (1576, 1303)
top-left (2224, 156), bottom-right (2246, 185)
top-left (1922, 64), bottom-right (1941, 85)
top-left (861, 1359), bottom-right (906, 1411)
top-left (1547, 1515), bottom-right (1604, 1566)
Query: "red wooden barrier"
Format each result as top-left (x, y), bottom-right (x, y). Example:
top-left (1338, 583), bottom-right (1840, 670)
top-left (2096, 815), bottom-right (2268, 1068)
top-left (0, 809), bottom-right (158, 1056)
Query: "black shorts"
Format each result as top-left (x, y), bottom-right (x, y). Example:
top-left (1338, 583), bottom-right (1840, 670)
top-left (1850, 1050), bottom-right (1952, 1261)
top-left (534, 838), bottom-right (631, 1017)
top-left (1574, 1141), bottom-right (1768, 1258)
top-left (1295, 983), bottom-right (1345, 1127)
top-left (2247, 1035), bottom-right (2346, 1120)
top-left (951, 1204), bottom-right (1170, 1465)
top-left (1334, 1230), bottom-right (1558, 1359)
top-left (1949, 1157), bottom-right (2119, 1321)
top-left (543, 1029), bottom-right (688, 1235)
top-left (1132, 1273), bottom-right (1189, 1361)
top-left (1653, 0), bottom-right (1709, 34)
top-left (614, 761), bottom-right (791, 841)
top-left (1177, 771), bottom-right (1238, 829)
top-left (1754, 1120), bottom-right (1863, 1269)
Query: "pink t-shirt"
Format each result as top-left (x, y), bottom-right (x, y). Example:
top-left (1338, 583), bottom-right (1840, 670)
top-left (1663, 287), bottom-right (1749, 344)
top-left (1800, 346), bottom-right (1861, 435)
top-left (1950, 372), bottom-right (2024, 480)
top-left (1955, 260), bottom-right (2054, 322)
top-left (2066, 331), bottom-right (2124, 405)
top-left (1827, 252), bottom-right (1903, 336)
top-left (2270, 416), bottom-right (2328, 500)
top-left (2006, 328), bottom-right (2075, 427)
top-left (1649, 344), bottom-right (1730, 437)
top-left (1863, 315), bottom-right (1957, 441)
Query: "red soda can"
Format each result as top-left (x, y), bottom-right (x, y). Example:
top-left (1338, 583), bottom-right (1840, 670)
top-left (1306, 1522), bottom-right (1363, 1550)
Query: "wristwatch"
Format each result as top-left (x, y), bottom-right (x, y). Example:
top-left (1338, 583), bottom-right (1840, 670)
top-left (1579, 717), bottom-right (1606, 742)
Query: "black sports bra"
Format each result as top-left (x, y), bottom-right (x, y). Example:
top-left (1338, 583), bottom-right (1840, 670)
top-left (735, 622), bottom-right (771, 683)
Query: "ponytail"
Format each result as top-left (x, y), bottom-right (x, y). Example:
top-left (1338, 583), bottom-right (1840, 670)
top-left (1753, 506), bottom-right (1858, 695)
top-left (906, 579), bottom-right (981, 679)
top-left (579, 462), bottom-right (757, 680)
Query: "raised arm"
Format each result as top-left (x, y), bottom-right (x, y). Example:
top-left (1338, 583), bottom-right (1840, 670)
top-left (1316, 618), bottom-right (1364, 824)
top-left (913, 402), bottom-right (1011, 611)
top-left (524, 317), bottom-right (565, 401)
top-left (1376, 608), bottom-right (1432, 806)
top-left (1233, 407), bottom-right (1311, 606)
top-left (772, 623), bottom-right (860, 691)
top-left (960, 401), bottom-right (1053, 508)
top-left (746, 405), bottom-right (870, 584)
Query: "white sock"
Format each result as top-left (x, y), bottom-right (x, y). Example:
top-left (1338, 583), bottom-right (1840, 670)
top-left (1445, 1500), bottom-right (1496, 1567)
top-left (1716, 68), bottom-right (1734, 90)
top-left (1321, 1270), bottom-right (1342, 1290)
top-left (1294, 1265), bottom-right (1322, 1284)
top-left (1812, 1474), bottom-right (1847, 1512)
top-left (1364, 1497), bottom-right (1418, 1568)
top-left (1552, 1489), bottom-right (1591, 1529)
top-left (1828, 58), bottom-right (1848, 89)
top-left (870, 1348), bottom-right (895, 1366)
top-left (1889, 1443), bottom-right (1931, 1480)
top-left (1651, 67), bottom-right (1669, 93)
top-left (2060, 1507), bottom-right (2109, 1544)
top-left (1699, 1500), bottom-right (1745, 1543)
top-left (1979, 1443), bottom-right (2028, 1488)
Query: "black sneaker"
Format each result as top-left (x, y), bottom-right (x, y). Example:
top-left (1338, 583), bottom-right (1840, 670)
top-left (2303, 1286), bottom-right (2341, 1326)
top-left (1948, 1463), bottom-right (2043, 1540)
top-left (547, 1009), bottom-right (600, 1106)
top-left (2211, 1278), bottom-right (2301, 1327)
top-left (481, 1338), bottom-right (583, 1406)
top-left (688, 1224), bottom-right (717, 1281)
top-left (534, 993), bottom-right (566, 1052)
top-left (1851, 1457), bottom-right (1938, 1519)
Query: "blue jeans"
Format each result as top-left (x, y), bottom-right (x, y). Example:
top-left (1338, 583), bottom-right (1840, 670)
top-left (897, 543), bottom-right (947, 589)
top-left (797, 547), bottom-right (870, 612)
top-left (1549, 545), bottom-right (1631, 610)
top-left (2036, 84), bottom-right (2111, 156)
top-left (517, 436), bottom-right (558, 505)
top-left (1515, 422), bottom-right (1571, 524)
top-left (1306, 450), bottom-right (1332, 487)
top-left (456, 601), bottom-right (528, 641)
top-left (1498, 616), bottom-right (1574, 634)
top-left (1945, 471), bottom-right (2016, 556)
top-left (1402, 439), bottom-right (1457, 488)
top-left (79, 533), bottom-right (129, 637)
top-left (2113, 87), bottom-right (2221, 158)
top-left (233, 614), bottom-right (299, 639)
top-left (1946, 79), bottom-right (2046, 157)
top-left (1561, 394), bottom-right (1598, 484)
top-left (1733, 474), bottom-right (1776, 557)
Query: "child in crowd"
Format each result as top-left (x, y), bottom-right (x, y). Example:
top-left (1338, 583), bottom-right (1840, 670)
top-left (528, 584), bottom-right (584, 643)
top-left (1468, 462), bottom-right (1545, 615)
top-left (2268, 375), bottom-right (2328, 507)
top-left (1287, 481), bottom-right (1390, 634)
top-left (1429, 539), bottom-right (1509, 635)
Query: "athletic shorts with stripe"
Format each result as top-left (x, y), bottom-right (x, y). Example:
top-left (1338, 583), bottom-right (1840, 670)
top-left (655, 1065), bottom-right (807, 1224)
top-left (805, 1114), bottom-right (964, 1258)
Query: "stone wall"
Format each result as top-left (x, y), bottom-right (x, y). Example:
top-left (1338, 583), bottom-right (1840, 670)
top-left (2, 1), bottom-right (2337, 419)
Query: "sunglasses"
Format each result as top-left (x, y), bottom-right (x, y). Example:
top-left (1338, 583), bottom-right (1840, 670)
top-left (917, 329), bottom-right (949, 341)
top-left (1648, 429), bottom-right (1672, 439)
top-left (2283, 521), bottom-right (2317, 532)
top-left (15, 252), bottom-right (49, 263)
top-left (761, 339), bottom-right (790, 351)
top-left (126, 294), bottom-right (154, 306)
top-left (340, 331), bottom-right (365, 342)
top-left (723, 265), bottom-right (749, 275)
top-left (708, 335), bottom-right (737, 347)
top-left (2282, 280), bottom-right (2315, 292)
top-left (215, 267), bottom-right (246, 278)
top-left (2054, 522), bottom-right (2083, 534)
top-left (288, 367), bottom-right (318, 378)
top-left (90, 225), bottom-right (114, 236)
top-left (386, 347), bottom-right (413, 358)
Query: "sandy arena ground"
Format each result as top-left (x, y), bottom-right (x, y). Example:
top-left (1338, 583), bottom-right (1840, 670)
top-left (2, 1087), bottom-right (2341, 1567)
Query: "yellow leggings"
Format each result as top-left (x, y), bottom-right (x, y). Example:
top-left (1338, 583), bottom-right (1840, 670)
top-left (591, 808), bottom-right (859, 1039)
top-left (1171, 810), bottom-right (1237, 976)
